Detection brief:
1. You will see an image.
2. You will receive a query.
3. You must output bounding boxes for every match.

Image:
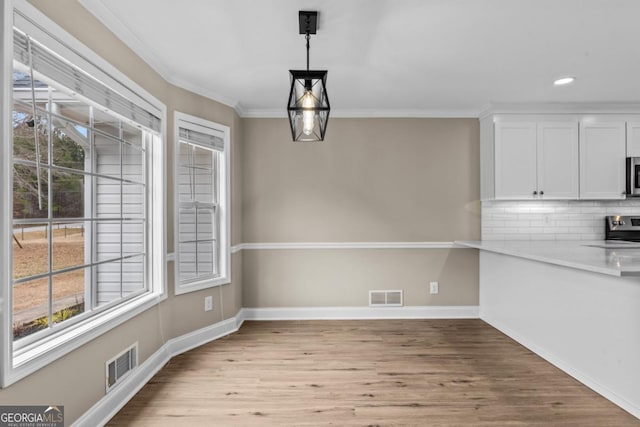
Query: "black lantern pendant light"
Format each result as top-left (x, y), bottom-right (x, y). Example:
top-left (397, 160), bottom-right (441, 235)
top-left (287, 11), bottom-right (330, 142)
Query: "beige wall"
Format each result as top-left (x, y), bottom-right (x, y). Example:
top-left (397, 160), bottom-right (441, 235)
top-left (0, 1), bottom-right (243, 424)
top-left (242, 248), bottom-right (479, 307)
top-left (0, 308), bottom-right (164, 421)
top-left (241, 118), bottom-right (480, 308)
top-left (243, 118), bottom-right (480, 242)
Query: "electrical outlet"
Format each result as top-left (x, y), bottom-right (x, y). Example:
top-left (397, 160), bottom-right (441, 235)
top-left (429, 281), bottom-right (439, 295)
top-left (204, 296), bottom-right (213, 312)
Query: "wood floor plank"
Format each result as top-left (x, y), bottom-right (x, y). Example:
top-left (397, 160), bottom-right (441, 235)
top-left (107, 320), bottom-right (640, 426)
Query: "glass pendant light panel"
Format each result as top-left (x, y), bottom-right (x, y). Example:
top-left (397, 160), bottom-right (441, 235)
top-left (287, 70), bottom-right (330, 142)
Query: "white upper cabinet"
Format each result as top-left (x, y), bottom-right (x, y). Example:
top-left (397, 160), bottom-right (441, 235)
top-left (482, 112), bottom-right (639, 201)
top-left (493, 120), bottom-right (578, 199)
top-left (537, 122), bottom-right (579, 199)
top-left (494, 122), bottom-right (537, 199)
top-left (626, 121), bottom-right (640, 157)
top-left (579, 120), bottom-right (626, 200)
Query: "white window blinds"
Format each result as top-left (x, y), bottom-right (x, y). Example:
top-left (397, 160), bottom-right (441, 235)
top-left (13, 28), bottom-right (161, 133)
top-left (178, 127), bottom-right (224, 151)
top-left (177, 121), bottom-right (222, 284)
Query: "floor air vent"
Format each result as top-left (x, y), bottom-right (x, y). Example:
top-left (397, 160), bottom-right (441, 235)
top-left (369, 290), bottom-right (403, 307)
top-left (106, 342), bottom-right (138, 393)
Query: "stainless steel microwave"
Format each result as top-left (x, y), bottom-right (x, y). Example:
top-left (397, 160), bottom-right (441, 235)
top-left (627, 157), bottom-right (640, 196)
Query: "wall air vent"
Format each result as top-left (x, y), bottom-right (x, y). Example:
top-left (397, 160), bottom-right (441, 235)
top-left (106, 342), bottom-right (138, 393)
top-left (369, 290), bottom-right (403, 307)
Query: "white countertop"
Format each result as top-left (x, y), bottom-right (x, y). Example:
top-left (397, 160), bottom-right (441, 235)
top-left (456, 240), bottom-right (640, 277)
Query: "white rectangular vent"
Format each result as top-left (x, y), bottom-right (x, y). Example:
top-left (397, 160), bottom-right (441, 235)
top-left (369, 290), bottom-right (403, 307)
top-left (106, 342), bottom-right (138, 393)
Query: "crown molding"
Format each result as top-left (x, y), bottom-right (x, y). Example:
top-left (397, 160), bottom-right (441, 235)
top-left (79, 0), bottom-right (242, 112)
top-left (79, 0), bottom-right (173, 83)
top-left (166, 74), bottom-right (242, 111)
top-left (239, 108), bottom-right (481, 119)
top-left (479, 102), bottom-right (640, 120)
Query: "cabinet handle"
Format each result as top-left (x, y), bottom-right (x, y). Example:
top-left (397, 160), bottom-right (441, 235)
top-left (533, 190), bottom-right (538, 195)
top-left (540, 190), bottom-right (544, 195)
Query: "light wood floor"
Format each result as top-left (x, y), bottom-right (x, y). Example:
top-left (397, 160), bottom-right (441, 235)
top-left (108, 320), bottom-right (640, 426)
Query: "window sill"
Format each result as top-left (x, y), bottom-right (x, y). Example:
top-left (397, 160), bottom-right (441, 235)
top-left (4, 291), bottom-right (166, 388)
top-left (175, 276), bottom-right (231, 296)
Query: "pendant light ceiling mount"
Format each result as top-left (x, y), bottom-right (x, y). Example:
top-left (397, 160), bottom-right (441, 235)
top-left (287, 10), bottom-right (330, 142)
top-left (298, 10), bottom-right (317, 35)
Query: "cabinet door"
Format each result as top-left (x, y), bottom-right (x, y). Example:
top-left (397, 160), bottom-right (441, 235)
top-left (494, 122), bottom-right (537, 199)
top-left (626, 122), bottom-right (640, 157)
top-left (536, 122), bottom-right (579, 199)
top-left (579, 121), bottom-right (626, 199)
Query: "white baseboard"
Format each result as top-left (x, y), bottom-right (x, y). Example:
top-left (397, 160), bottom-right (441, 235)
top-left (72, 313), bottom-right (245, 427)
top-left (482, 314), bottom-right (640, 420)
top-left (164, 317), bottom-right (238, 357)
top-left (241, 305), bottom-right (479, 320)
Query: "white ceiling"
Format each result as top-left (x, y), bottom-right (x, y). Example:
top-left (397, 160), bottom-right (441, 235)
top-left (79, 0), bottom-right (640, 117)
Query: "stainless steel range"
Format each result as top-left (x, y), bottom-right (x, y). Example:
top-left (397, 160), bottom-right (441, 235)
top-left (605, 215), bottom-right (640, 242)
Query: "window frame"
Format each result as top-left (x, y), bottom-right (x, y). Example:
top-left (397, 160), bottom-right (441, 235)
top-left (174, 111), bottom-right (230, 295)
top-left (0, 0), bottom-right (167, 387)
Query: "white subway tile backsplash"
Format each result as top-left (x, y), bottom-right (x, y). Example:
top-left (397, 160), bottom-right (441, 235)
top-left (505, 207), bottom-right (529, 214)
top-left (489, 234), bottom-right (507, 240)
top-left (522, 214), bottom-right (542, 220)
top-left (505, 220), bottom-right (530, 227)
top-left (566, 213), bottom-right (582, 219)
top-left (544, 227), bottom-right (565, 233)
top-left (579, 207), bottom-right (601, 214)
top-left (482, 200), bottom-right (640, 241)
top-left (580, 221), bottom-right (600, 226)
top-left (499, 202), bottom-right (522, 208)
top-left (529, 221), bottom-right (548, 227)
top-left (482, 220), bottom-right (505, 227)
top-left (571, 226), bottom-right (598, 234)
top-left (501, 227), bottom-right (520, 234)
top-left (503, 234), bottom-right (530, 240)
top-left (570, 200), bottom-right (594, 207)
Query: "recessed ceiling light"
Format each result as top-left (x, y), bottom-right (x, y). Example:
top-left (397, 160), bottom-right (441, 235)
top-left (553, 76), bottom-right (576, 86)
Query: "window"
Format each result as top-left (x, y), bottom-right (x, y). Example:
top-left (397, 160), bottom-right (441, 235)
top-left (2, 3), bottom-right (165, 386)
top-left (175, 112), bottom-right (230, 294)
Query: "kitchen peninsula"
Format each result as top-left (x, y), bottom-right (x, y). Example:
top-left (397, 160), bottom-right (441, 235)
top-left (456, 240), bottom-right (640, 419)
top-left (458, 240), bottom-right (640, 276)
